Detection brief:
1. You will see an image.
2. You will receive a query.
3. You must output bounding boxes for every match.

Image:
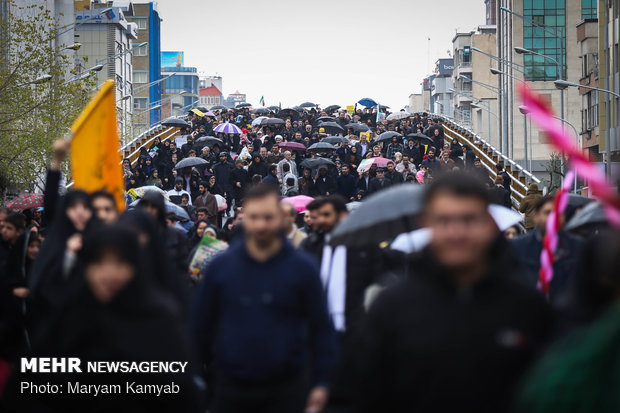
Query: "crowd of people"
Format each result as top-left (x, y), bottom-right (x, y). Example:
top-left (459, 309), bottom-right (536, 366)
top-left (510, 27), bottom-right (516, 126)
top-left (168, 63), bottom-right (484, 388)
top-left (0, 104), bottom-right (619, 412)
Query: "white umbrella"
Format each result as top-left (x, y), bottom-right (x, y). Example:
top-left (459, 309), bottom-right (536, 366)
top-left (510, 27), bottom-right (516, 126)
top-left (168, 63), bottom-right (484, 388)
top-left (252, 116), bottom-right (268, 126)
top-left (391, 205), bottom-right (523, 254)
top-left (386, 111), bottom-right (412, 121)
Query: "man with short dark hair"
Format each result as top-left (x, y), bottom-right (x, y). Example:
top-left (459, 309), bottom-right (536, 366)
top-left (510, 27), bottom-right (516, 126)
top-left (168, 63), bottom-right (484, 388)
top-left (510, 194), bottom-right (584, 303)
top-left (262, 164), bottom-right (280, 189)
top-left (336, 164), bottom-right (357, 201)
top-left (191, 184), bottom-right (336, 413)
top-left (368, 168), bottom-right (392, 194)
top-left (385, 161), bottom-right (404, 185)
top-left (345, 173), bottom-right (551, 413)
top-left (193, 181), bottom-right (218, 220)
top-left (167, 177), bottom-right (192, 205)
top-left (496, 163), bottom-right (512, 192)
top-left (314, 166), bottom-right (337, 196)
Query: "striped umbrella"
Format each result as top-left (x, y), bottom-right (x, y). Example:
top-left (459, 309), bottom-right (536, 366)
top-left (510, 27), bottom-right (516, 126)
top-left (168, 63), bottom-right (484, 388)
top-left (214, 122), bottom-right (242, 134)
top-left (6, 193), bottom-right (44, 210)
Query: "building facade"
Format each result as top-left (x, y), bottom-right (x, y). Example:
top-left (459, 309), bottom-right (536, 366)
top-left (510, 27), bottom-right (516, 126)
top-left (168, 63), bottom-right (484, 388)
top-left (576, 14), bottom-right (600, 161)
top-left (199, 85), bottom-right (223, 109)
top-left (452, 25), bottom-right (499, 147)
top-left (161, 65), bottom-right (199, 118)
top-left (597, 0), bottom-right (620, 178)
top-left (125, 1), bottom-right (161, 136)
top-left (496, 0), bottom-right (584, 180)
top-left (75, 4), bottom-right (138, 142)
top-left (431, 59), bottom-right (454, 118)
top-left (224, 90), bottom-right (246, 108)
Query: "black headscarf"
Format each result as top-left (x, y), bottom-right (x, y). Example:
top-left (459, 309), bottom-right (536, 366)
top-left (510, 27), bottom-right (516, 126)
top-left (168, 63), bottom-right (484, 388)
top-left (29, 190), bottom-right (95, 312)
top-left (12, 224), bottom-right (201, 412)
top-left (117, 209), bottom-right (189, 310)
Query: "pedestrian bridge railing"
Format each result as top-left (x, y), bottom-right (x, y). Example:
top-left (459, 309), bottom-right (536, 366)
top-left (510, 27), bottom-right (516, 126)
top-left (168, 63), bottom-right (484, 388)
top-left (427, 114), bottom-right (542, 209)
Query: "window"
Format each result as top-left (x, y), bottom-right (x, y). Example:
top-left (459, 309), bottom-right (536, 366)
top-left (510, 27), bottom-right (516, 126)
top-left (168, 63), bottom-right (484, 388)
top-left (134, 44), bottom-right (148, 57)
top-left (523, 0), bottom-right (566, 81)
top-left (581, 0), bottom-right (597, 19)
top-left (134, 71), bottom-right (147, 83)
top-left (134, 98), bottom-right (148, 110)
top-left (137, 19), bottom-right (147, 29)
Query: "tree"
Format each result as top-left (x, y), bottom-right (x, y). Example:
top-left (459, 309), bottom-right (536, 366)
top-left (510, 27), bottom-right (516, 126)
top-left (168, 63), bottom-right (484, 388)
top-left (0, 1), bottom-right (95, 197)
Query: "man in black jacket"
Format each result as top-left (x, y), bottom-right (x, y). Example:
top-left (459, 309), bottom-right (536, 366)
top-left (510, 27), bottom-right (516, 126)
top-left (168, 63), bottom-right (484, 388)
top-left (345, 173), bottom-right (551, 413)
top-left (213, 152), bottom-right (234, 214)
top-left (314, 166), bottom-right (337, 196)
top-left (336, 164), bottom-right (357, 201)
top-left (385, 161), bottom-right (404, 185)
top-left (368, 168), bottom-right (392, 194)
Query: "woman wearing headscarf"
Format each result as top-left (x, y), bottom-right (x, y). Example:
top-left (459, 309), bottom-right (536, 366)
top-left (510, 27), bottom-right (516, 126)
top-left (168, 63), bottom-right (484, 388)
top-left (29, 190), bottom-right (96, 322)
top-left (117, 209), bottom-right (190, 310)
top-left (7, 225), bottom-right (202, 412)
top-left (1, 230), bottom-right (41, 360)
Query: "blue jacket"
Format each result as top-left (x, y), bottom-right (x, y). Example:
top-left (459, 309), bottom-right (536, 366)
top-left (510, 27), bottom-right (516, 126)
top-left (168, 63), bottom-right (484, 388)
top-left (510, 229), bottom-right (583, 303)
top-left (337, 173), bottom-right (358, 200)
top-left (190, 238), bottom-right (336, 386)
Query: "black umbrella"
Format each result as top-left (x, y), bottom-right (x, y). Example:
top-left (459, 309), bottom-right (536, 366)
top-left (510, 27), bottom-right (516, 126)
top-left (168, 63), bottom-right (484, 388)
top-left (345, 123), bottom-right (369, 133)
top-left (300, 157), bottom-right (336, 169)
top-left (195, 136), bottom-right (223, 147)
top-left (316, 116), bottom-right (335, 123)
top-left (307, 142), bottom-right (336, 152)
top-left (236, 103), bottom-right (252, 108)
top-left (300, 101), bottom-right (317, 108)
top-left (197, 106), bottom-right (208, 112)
top-left (568, 194), bottom-right (593, 208)
top-left (322, 136), bottom-right (349, 144)
top-left (252, 107), bottom-right (270, 114)
top-left (318, 121), bottom-right (344, 131)
top-left (261, 118), bottom-right (285, 126)
top-left (162, 117), bottom-right (189, 128)
top-left (266, 105), bottom-right (280, 111)
top-left (324, 105), bottom-right (341, 113)
top-left (330, 184), bottom-right (424, 247)
top-left (565, 202), bottom-right (605, 232)
top-left (275, 108), bottom-right (300, 121)
top-left (174, 157), bottom-right (208, 170)
top-left (292, 105), bottom-right (305, 111)
top-left (407, 133), bottom-right (434, 144)
top-left (211, 105), bottom-right (227, 110)
top-left (375, 131), bottom-right (403, 142)
top-left (379, 104), bottom-right (390, 109)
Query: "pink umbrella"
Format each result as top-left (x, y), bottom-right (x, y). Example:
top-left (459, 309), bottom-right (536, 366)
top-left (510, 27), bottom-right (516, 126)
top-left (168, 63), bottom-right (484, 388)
top-left (370, 157), bottom-right (392, 167)
top-left (279, 142), bottom-right (306, 152)
top-left (205, 111), bottom-right (216, 117)
top-left (282, 195), bottom-right (314, 212)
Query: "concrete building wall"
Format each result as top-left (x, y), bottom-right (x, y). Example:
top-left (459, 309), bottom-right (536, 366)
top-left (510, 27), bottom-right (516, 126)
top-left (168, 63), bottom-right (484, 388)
top-left (408, 93), bottom-right (424, 113)
top-left (499, 0), bottom-right (583, 179)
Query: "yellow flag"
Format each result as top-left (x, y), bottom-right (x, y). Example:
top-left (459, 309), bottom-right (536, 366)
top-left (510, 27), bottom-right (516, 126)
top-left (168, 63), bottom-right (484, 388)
top-left (191, 108), bottom-right (205, 117)
top-left (70, 80), bottom-right (125, 211)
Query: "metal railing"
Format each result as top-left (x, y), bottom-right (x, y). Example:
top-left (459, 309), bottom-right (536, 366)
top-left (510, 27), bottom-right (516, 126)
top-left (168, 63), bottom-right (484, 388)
top-left (420, 113), bottom-right (541, 208)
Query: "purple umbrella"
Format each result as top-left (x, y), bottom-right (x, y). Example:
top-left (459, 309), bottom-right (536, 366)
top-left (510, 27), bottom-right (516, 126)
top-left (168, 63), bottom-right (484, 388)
top-left (214, 122), bottom-right (242, 134)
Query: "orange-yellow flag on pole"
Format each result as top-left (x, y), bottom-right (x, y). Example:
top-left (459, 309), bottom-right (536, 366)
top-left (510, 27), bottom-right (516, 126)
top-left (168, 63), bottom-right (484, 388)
top-left (70, 80), bottom-right (125, 211)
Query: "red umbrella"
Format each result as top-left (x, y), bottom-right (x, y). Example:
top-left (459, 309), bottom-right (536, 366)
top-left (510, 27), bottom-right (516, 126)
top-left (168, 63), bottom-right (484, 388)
top-left (6, 193), bottom-right (44, 210)
top-left (370, 157), bottom-right (392, 167)
top-left (282, 195), bottom-right (314, 212)
top-left (279, 142), bottom-right (306, 152)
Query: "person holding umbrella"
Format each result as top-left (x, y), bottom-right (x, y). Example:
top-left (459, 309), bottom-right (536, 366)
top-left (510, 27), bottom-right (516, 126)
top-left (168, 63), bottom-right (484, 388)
top-left (344, 173), bottom-right (551, 413)
top-left (213, 152), bottom-right (234, 215)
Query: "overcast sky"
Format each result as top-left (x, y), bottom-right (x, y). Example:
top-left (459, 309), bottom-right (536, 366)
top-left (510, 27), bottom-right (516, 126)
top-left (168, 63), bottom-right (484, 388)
top-left (157, 0), bottom-right (485, 110)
